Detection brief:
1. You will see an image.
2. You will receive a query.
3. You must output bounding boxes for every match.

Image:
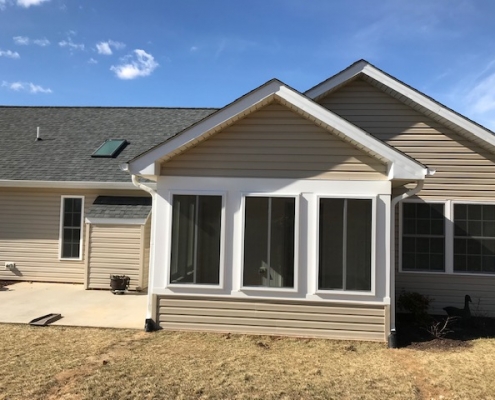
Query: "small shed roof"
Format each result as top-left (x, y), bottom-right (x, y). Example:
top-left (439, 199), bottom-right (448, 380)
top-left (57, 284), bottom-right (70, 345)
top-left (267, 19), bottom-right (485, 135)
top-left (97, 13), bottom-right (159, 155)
top-left (86, 196), bottom-right (152, 223)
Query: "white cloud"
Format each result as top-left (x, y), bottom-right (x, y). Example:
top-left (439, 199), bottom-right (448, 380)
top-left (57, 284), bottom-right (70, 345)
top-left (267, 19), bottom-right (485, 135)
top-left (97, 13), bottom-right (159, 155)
top-left (96, 40), bottom-right (125, 55)
top-left (16, 0), bottom-right (50, 7)
top-left (1, 80), bottom-right (52, 93)
top-left (13, 36), bottom-right (29, 45)
top-left (13, 36), bottom-right (50, 46)
top-left (110, 49), bottom-right (158, 80)
top-left (0, 49), bottom-right (20, 59)
top-left (33, 38), bottom-right (50, 46)
top-left (467, 72), bottom-right (495, 116)
top-left (88, 57), bottom-right (97, 64)
top-left (59, 38), bottom-right (84, 51)
top-left (190, 46), bottom-right (198, 52)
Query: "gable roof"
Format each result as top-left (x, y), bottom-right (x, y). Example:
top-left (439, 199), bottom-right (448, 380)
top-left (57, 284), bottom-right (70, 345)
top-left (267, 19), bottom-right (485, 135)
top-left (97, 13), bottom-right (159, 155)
top-left (127, 79), bottom-right (429, 181)
top-left (0, 106), bottom-right (216, 186)
top-left (305, 59), bottom-right (495, 154)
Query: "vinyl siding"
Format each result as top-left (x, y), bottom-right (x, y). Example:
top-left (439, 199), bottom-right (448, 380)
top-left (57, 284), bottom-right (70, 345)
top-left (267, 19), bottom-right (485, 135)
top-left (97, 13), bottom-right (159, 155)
top-left (396, 272), bottom-right (495, 317)
top-left (157, 295), bottom-right (387, 341)
top-left (161, 102), bottom-right (387, 180)
top-left (0, 187), bottom-right (149, 284)
top-left (87, 224), bottom-right (142, 290)
top-left (318, 78), bottom-right (495, 199)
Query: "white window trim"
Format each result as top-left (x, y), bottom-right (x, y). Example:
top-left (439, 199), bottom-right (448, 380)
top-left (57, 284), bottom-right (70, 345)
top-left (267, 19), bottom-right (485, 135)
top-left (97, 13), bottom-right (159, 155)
top-left (239, 192), bottom-right (300, 294)
top-left (400, 199), bottom-right (495, 276)
top-left (314, 194), bottom-right (377, 296)
top-left (165, 190), bottom-right (226, 290)
top-left (59, 195), bottom-right (85, 261)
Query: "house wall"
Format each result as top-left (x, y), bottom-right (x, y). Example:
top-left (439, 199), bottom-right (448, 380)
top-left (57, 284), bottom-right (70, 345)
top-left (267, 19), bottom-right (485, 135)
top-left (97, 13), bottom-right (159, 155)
top-left (150, 175), bottom-right (392, 341)
top-left (160, 101), bottom-right (388, 180)
top-left (0, 187), bottom-right (150, 284)
top-left (86, 223), bottom-right (143, 291)
top-left (156, 295), bottom-right (387, 341)
top-left (320, 78), bottom-right (495, 317)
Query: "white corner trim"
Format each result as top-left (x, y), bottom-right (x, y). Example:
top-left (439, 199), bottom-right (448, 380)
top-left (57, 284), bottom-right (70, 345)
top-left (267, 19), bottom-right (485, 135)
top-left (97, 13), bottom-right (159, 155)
top-left (85, 217), bottom-right (148, 225)
top-left (0, 179), bottom-right (156, 190)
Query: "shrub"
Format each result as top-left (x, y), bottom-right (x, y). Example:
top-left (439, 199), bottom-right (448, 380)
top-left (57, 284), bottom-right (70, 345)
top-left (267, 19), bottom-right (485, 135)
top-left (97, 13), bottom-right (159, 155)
top-left (397, 291), bottom-right (432, 327)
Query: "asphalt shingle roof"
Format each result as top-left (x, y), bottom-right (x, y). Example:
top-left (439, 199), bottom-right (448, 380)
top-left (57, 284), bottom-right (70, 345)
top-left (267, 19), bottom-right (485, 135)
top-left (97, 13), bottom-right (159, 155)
top-left (0, 106), bottom-right (217, 182)
top-left (86, 196), bottom-right (152, 219)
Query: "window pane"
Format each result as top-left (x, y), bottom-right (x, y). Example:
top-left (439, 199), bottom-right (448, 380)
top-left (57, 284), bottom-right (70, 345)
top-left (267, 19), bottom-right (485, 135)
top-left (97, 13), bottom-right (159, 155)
top-left (346, 199), bottom-right (372, 291)
top-left (243, 197), bottom-right (295, 288)
top-left (318, 199), bottom-right (344, 290)
top-left (319, 199), bottom-right (372, 291)
top-left (402, 202), bottom-right (445, 272)
top-left (170, 195), bottom-right (221, 284)
top-left (61, 198), bottom-right (82, 259)
top-left (243, 197), bottom-right (269, 286)
top-left (269, 198), bottom-right (295, 288)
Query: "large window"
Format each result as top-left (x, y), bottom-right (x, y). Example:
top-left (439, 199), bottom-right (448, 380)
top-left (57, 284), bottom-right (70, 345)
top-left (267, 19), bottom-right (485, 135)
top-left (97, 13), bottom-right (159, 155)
top-left (60, 197), bottom-right (84, 259)
top-left (170, 195), bottom-right (222, 285)
top-left (319, 198), bottom-right (372, 291)
top-left (402, 202), bottom-right (445, 272)
top-left (454, 204), bottom-right (495, 273)
top-left (243, 196), bottom-right (295, 288)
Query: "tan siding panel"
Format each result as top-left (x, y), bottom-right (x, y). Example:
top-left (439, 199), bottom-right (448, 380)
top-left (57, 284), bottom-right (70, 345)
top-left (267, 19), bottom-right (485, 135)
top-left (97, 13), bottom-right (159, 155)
top-left (157, 296), bottom-right (386, 342)
top-left (396, 272), bottom-right (495, 317)
top-left (319, 78), bottom-right (495, 199)
top-left (161, 102), bottom-right (387, 180)
top-left (87, 224), bottom-right (142, 290)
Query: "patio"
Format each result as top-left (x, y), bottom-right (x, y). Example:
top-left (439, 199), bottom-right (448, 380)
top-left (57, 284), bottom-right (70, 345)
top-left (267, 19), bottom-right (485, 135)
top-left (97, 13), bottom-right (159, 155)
top-left (0, 281), bottom-right (147, 329)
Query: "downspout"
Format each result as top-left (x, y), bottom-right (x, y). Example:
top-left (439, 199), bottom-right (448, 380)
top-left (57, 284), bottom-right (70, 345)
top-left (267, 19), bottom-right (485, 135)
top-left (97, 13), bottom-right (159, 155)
top-left (120, 163), bottom-right (158, 331)
top-left (388, 168), bottom-right (435, 348)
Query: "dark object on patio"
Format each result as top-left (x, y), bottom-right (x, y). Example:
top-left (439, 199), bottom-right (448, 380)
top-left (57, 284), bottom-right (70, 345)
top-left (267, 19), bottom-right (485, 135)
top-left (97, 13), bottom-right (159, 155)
top-left (443, 294), bottom-right (472, 318)
top-left (144, 318), bottom-right (156, 332)
top-left (110, 275), bottom-right (130, 294)
top-left (29, 313), bottom-right (62, 326)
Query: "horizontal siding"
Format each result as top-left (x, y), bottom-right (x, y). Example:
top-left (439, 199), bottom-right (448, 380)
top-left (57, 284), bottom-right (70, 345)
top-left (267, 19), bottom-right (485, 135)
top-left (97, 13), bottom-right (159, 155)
top-left (157, 296), bottom-right (386, 342)
top-left (0, 188), bottom-right (149, 284)
top-left (161, 102), bottom-right (387, 180)
top-left (319, 78), bottom-right (495, 199)
top-left (396, 272), bottom-right (495, 317)
top-left (87, 224), bottom-right (142, 290)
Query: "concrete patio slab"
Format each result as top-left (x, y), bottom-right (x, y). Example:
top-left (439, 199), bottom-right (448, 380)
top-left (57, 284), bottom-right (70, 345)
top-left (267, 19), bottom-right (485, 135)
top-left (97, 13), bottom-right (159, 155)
top-left (0, 282), bottom-right (147, 329)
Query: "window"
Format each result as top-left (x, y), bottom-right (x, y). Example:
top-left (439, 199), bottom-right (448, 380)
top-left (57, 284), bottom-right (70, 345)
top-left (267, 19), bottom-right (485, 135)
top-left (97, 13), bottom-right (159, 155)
top-left (319, 198), bottom-right (372, 291)
top-left (454, 204), bottom-right (495, 273)
top-left (402, 202), bottom-right (445, 272)
top-left (170, 194), bottom-right (222, 285)
top-left (60, 197), bottom-right (84, 259)
top-left (91, 139), bottom-right (128, 158)
top-left (243, 196), bottom-right (295, 288)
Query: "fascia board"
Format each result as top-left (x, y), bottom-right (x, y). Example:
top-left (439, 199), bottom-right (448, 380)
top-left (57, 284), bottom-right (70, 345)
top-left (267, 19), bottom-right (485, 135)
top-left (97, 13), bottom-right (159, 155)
top-left (128, 80), bottom-right (284, 175)
top-left (85, 217), bottom-right (147, 225)
top-left (305, 60), bottom-right (367, 99)
top-left (0, 180), bottom-right (156, 190)
top-left (276, 86), bottom-right (426, 180)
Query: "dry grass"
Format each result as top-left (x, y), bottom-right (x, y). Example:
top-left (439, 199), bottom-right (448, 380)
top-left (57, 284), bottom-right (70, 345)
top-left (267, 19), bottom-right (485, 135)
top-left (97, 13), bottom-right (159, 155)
top-left (1, 325), bottom-right (495, 399)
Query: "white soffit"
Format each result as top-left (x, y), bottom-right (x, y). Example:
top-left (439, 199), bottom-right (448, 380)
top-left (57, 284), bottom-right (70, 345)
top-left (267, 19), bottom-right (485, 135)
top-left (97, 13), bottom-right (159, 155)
top-left (306, 60), bottom-right (495, 154)
top-left (129, 78), bottom-right (427, 180)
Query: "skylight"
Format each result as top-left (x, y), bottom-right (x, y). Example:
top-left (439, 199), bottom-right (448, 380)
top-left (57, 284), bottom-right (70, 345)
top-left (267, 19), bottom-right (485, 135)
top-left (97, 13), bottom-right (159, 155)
top-left (91, 139), bottom-right (128, 158)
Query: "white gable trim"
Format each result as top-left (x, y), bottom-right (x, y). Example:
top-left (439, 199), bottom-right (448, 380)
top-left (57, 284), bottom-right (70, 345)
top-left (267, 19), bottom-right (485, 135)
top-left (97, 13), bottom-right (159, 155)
top-left (305, 60), bottom-right (495, 153)
top-left (129, 79), bottom-right (428, 181)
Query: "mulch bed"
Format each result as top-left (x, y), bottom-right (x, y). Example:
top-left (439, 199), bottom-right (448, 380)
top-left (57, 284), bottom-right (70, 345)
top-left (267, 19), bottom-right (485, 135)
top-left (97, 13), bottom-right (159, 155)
top-left (396, 313), bottom-right (495, 350)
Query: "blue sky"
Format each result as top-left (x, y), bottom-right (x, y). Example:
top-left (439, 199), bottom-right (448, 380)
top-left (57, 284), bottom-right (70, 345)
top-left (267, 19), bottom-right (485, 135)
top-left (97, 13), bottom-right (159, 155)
top-left (1, 0), bottom-right (495, 130)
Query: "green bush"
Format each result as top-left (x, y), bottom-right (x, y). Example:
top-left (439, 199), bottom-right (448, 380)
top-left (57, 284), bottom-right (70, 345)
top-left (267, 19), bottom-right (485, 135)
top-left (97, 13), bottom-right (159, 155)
top-left (397, 291), bottom-right (432, 327)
